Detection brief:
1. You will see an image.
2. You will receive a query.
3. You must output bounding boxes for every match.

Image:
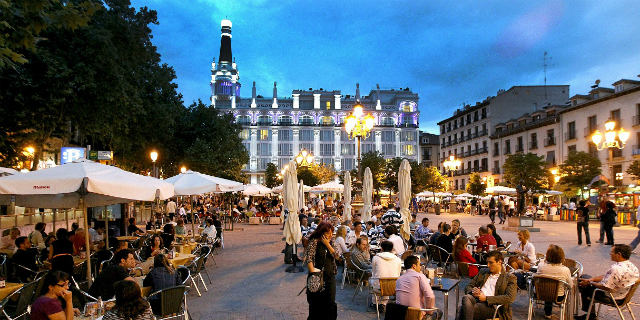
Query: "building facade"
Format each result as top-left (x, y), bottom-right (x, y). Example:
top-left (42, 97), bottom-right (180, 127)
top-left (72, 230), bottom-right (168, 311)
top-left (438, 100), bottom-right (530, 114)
top-left (210, 20), bottom-right (421, 184)
top-left (437, 85), bottom-right (570, 190)
top-left (418, 132), bottom-right (440, 168)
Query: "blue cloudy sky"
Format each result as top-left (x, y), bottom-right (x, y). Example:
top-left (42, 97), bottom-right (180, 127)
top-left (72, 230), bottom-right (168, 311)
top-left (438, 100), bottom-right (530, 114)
top-left (129, 0), bottom-right (640, 133)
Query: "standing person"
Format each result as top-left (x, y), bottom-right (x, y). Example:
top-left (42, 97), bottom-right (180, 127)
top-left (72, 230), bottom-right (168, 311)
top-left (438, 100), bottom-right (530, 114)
top-left (48, 228), bottom-right (76, 276)
top-left (628, 205), bottom-right (640, 253)
top-left (166, 198), bottom-right (177, 221)
top-left (596, 196), bottom-right (608, 243)
top-left (602, 201), bottom-right (617, 245)
top-left (303, 222), bottom-right (340, 320)
top-left (497, 197), bottom-right (506, 224)
top-left (470, 197), bottom-right (477, 216)
top-left (576, 200), bottom-right (592, 246)
top-left (488, 197), bottom-right (497, 224)
top-left (30, 271), bottom-right (79, 320)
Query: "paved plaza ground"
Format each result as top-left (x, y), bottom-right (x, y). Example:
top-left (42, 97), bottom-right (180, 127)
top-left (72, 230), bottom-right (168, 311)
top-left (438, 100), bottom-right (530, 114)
top-left (188, 212), bottom-right (640, 319)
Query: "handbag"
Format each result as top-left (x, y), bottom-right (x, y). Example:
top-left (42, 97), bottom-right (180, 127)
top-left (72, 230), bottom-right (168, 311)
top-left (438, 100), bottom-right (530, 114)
top-left (299, 244), bottom-right (327, 295)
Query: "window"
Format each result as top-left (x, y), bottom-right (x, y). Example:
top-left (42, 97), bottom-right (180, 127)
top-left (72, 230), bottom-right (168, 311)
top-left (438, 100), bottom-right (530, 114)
top-left (611, 109), bottom-right (621, 122)
top-left (278, 143), bottom-right (292, 156)
top-left (242, 142), bottom-right (250, 152)
top-left (493, 142), bottom-right (499, 156)
top-left (238, 129), bottom-right (250, 140)
top-left (504, 140), bottom-right (511, 154)
top-left (400, 132), bottom-right (416, 142)
top-left (278, 157), bottom-right (292, 169)
top-left (516, 137), bottom-right (523, 152)
top-left (546, 151), bottom-right (555, 166)
top-left (361, 143), bottom-right (375, 154)
top-left (259, 130), bottom-right (271, 141)
top-left (341, 158), bottom-right (355, 171)
top-left (320, 130), bottom-right (333, 141)
top-left (568, 145), bottom-right (577, 154)
top-left (400, 114), bottom-right (413, 125)
top-left (382, 144), bottom-right (395, 156)
top-left (402, 104), bottom-right (412, 112)
top-left (257, 115), bottom-right (272, 126)
top-left (236, 115), bottom-right (251, 125)
top-left (326, 101), bottom-right (331, 109)
top-left (278, 115), bottom-right (293, 126)
top-left (401, 145), bottom-right (415, 156)
top-left (258, 158), bottom-right (271, 170)
top-left (319, 144), bottom-right (335, 156)
top-left (567, 122), bottom-right (576, 140)
top-left (320, 158), bottom-right (333, 166)
top-left (320, 116), bottom-right (334, 125)
top-left (341, 144), bottom-right (355, 156)
top-left (299, 115), bottom-right (314, 126)
top-left (588, 116), bottom-right (597, 134)
top-left (381, 131), bottom-right (395, 142)
top-left (380, 117), bottom-right (395, 126)
top-left (299, 143), bottom-right (314, 153)
top-left (300, 130), bottom-right (313, 141)
top-left (257, 143), bottom-right (271, 156)
top-left (424, 148), bottom-right (432, 161)
top-left (588, 142), bottom-right (598, 158)
top-left (530, 133), bottom-right (538, 149)
top-left (279, 129), bottom-right (292, 141)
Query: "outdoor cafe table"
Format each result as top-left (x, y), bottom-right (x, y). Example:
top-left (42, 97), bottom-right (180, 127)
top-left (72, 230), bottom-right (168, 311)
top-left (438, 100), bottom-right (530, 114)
top-left (0, 249), bottom-right (14, 258)
top-left (116, 236), bottom-right (139, 242)
top-left (172, 242), bottom-right (197, 254)
top-left (431, 277), bottom-right (460, 320)
top-left (175, 234), bottom-right (199, 239)
top-left (158, 253), bottom-right (195, 269)
top-left (0, 283), bottom-right (23, 300)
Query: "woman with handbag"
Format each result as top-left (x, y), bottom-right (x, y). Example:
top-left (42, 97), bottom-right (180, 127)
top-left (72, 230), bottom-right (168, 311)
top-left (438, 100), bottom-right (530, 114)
top-left (303, 222), bottom-right (340, 320)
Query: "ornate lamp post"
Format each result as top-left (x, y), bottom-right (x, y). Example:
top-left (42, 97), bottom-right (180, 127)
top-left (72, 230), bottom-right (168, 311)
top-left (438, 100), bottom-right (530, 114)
top-left (345, 101), bottom-right (375, 182)
top-left (443, 155), bottom-right (461, 212)
top-left (592, 119), bottom-right (629, 190)
top-left (295, 148), bottom-right (314, 167)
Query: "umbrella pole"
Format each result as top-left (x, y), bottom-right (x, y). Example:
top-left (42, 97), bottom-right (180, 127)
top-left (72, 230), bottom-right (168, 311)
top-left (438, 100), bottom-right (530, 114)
top-left (53, 209), bottom-right (57, 233)
top-left (104, 205), bottom-right (109, 249)
top-left (82, 198), bottom-right (93, 286)
top-left (65, 209), bottom-right (69, 231)
top-left (191, 195), bottom-right (196, 241)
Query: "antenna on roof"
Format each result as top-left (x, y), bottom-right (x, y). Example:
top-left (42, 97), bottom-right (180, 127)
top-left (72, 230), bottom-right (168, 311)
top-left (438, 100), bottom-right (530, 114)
top-left (591, 79), bottom-right (600, 89)
top-left (543, 51), bottom-right (552, 105)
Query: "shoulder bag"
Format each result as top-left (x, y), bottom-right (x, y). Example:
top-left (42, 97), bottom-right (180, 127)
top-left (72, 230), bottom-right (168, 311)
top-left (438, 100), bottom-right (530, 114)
top-left (299, 243), bottom-right (327, 295)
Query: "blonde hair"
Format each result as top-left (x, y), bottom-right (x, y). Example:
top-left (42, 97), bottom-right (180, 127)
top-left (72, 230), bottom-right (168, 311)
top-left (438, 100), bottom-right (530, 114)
top-left (336, 226), bottom-right (347, 239)
top-left (518, 229), bottom-right (530, 242)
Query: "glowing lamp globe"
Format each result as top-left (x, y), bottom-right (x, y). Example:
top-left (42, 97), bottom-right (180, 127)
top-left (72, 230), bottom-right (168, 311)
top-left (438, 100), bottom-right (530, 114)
top-left (364, 114), bottom-right (375, 130)
top-left (354, 105), bottom-right (363, 118)
top-left (591, 130), bottom-right (602, 145)
top-left (619, 128), bottom-right (630, 143)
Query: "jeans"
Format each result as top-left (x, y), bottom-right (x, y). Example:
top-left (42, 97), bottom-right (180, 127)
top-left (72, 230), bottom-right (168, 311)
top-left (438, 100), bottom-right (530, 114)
top-left (498, 211), bottom-right (505, 223)
top-left (577, 221), bottom-right (591, 245)
top-left (598, 221), bottom-right (605, 241)
top-left (489, 211), bottom-right (496, 223)
top-left (630, 227), bottom-right (640, 250)
top-left (604, 223), bottom-right (614, 244)
top-left (544, 296), bottom-right (565, 316)
top-left (458, 294), bottom-right (497, 320)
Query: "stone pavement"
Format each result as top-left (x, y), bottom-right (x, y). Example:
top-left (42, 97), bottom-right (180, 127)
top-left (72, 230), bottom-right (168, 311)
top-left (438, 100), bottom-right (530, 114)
top-left (187, 213), bottom-right (640, 319)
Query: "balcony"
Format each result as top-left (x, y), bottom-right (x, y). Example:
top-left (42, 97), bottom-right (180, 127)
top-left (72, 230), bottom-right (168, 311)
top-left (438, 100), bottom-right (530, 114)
top-left (544, 137), bottom-right (556, 147)
top-left (481, 113), bottom-right (487, 119)
top-left (441, 143), bottom-right (446, 148)
top-left (459, 135), bottom-right (465, 143)
top-left (584, 126), bottom-right (598, 137)
top-left (515, 145), bottom-right (524, 153)
top-left (564, 131), bottom-right (577, 141)
top-left (492, 167), bottom-right (500, 174)
top-left (471, 132), bottom-right (479, 139)
top-left (529, 141), bottom-right (538, 150)
top-left (503, 149), bottom-right (512, 155)
top-left (473, 116), bottom-right (479, 122)
top-left (634, 116), bottom-right (640, 127)
top-left (478, 129), bottom-right (488, 137)
top-left (463, 151), bottom-right (471, 157)
top-left (493, 149), bottom-right (500, 157)
top-left (477, 147), bottom-right (488, 154)
top-left (446, 141), bottom-right (452, 147)
top-left (464, 168), bottom-right (472, 174)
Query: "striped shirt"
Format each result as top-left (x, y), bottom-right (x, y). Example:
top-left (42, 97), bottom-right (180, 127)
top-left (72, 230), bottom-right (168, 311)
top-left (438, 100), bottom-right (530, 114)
top-left (381, 210), bottom-right (403, 227)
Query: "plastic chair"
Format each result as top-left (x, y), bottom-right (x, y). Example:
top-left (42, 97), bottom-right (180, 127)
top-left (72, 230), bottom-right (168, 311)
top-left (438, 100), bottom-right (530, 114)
top-left (373, 277), bottom-right (397, 320)
top-left (147, 285), bottom-right (188, 320)
top-left (585, 278), bottom-right (640, 320)
top-left (527, 275), bottom-right (571, 320)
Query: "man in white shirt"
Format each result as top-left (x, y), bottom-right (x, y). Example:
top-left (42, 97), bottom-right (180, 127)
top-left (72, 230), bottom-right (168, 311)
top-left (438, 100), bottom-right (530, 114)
top-left (384, 225), bottom-right (405, 256)
top-left (576, 244), bottom-right (639, 320)
top-left (317, 197), bottom-right (325, 213)
top-left (166, 199), bottom-right (177, 219)
top-left (369, 240), bottom-right (402, 309)
top-left (458, 251), bottom-right (517, 320)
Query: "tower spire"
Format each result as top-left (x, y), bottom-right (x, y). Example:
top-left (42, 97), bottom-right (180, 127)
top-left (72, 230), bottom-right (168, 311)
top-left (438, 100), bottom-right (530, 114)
top-left (219, 20), bottom-right (233, 64)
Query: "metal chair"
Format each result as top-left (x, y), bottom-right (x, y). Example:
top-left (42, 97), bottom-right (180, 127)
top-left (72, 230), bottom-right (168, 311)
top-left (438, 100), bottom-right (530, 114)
top-left (585, 278), bottom-right (640, 320)
top-left (176, 266), bottom-right (191, 285)
top-left (527, 275), bottom-right (571, 320)
top-left (456, 261), bottom-right (486, 280)
top-left (194, 245), bottom-right (213, 283)
top-left (341, 252), bottom-right (357, 289)
top-left (1, 276), bottom-right (41, 320)
top-left (400, 250), bottom-right (414, 261)
top-left (350, 258), bottom-right (371, 302)
top-left (184, 256), bottom-right (208, 296)
top-left (147, 285), bottom-right (188, 320)
top-left (372, 277), bottom-right (397, 320)
top-left (12, 263), bottom-right (46, 283)
top-left (562, 258), bottom-right (583, 315)
top-left (427, 244), bottom-right (453, 271)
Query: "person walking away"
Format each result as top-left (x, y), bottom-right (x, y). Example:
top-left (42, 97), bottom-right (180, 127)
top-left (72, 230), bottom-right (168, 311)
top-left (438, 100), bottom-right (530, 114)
top-left (628, 205), bottom-right (640, 253)
top-left (602, 201), bottom-right (617, 245)
top-left (497, 197), bottom-right (506, 224)
top-left (576, 200), bottom-right (591, 246)
top-left (470, 197), bottom-right (477, 216)
top-left (488, 197), bottom-right (497, 224)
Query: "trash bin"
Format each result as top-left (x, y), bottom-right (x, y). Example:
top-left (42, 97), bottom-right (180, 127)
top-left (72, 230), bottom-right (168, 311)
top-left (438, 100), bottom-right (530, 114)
top-left (435, 204), bottom-right (441, 215)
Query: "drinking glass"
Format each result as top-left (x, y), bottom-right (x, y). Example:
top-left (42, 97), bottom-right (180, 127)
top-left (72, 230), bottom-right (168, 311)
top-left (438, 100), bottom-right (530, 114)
top-left (436, 267), bottom-right (444, 284)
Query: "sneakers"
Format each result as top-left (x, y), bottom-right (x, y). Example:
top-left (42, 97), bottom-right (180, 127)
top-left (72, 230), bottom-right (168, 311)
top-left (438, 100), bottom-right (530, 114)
top-left (596, 240), bottom-right (603, 243)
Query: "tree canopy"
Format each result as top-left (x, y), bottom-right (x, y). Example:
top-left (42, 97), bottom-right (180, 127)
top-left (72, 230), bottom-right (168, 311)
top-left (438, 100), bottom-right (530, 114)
top-left (264, 163), bottom-right (279, 188)
top-left (502, 152), bottom-right (550, 192)
top-left (627, 160), bottom-right (640, 182)
top-left (359, 151), bottom-right (386, 191)
top-left (466, 172), bottom-right (486, 196)
top-left (558, 151), bottom-right (602, 198)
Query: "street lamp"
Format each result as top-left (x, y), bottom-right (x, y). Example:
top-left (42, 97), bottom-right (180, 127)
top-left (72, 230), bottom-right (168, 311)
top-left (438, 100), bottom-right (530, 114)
top-left (295, 148), bottom-right (314, 167)
top-left (180, 166), bottom-right (187, 174)
top-left (345, 100), bottom-right (375, 181)
top-left (592, 119), bottom-right (629, 189)
top-left (150, 151), bottom-right (158, 178)
top-left (443, 155), bottom-right (461, 189)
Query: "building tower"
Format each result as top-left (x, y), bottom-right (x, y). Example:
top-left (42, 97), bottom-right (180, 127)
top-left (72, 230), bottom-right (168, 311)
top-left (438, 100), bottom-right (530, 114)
top-left (210, 19), bottom-right (240, 108)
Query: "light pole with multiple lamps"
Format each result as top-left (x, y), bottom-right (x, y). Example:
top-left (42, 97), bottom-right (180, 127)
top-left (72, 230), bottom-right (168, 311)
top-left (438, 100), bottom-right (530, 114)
top-left (295, 148), bottom-right (314, 167)
top-left (443, 155), bottom-right (461, 212)
top-left (345, 101), bottom-right (375, 182)
top-left (591, 119), bottom-right (629, 191)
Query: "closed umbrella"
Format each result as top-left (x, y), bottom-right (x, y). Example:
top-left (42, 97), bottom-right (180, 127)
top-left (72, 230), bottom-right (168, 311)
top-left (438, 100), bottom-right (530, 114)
top-left (342, 171), bottom-right (352, 220)
top-left (398, 159), bottom-right (412, 240)
top-left (362, 167), bottom-right (373, 222)
top-left (0, 159), bottom-right (174, 285)
top-left (282, 161), bottom-right (302, 273)
top-left (298, 180), bottom-right (305, 213)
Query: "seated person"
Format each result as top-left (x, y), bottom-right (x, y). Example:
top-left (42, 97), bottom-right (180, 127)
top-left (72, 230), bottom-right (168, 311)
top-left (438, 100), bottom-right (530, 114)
top-left (88, 249), bottom-right (136, 300)
top-left (113, 240), bottom-right (129, 254)
top-left (88, 225), bottom-right (106, 250)
top-left (12, 236), bottom-right (38, 282)
top-left (29, 222), bottom-right (47, 249)
top-left (143, 254), bottom-right (182, 314)
top-left (576, 244), bottom-right (639, 320)
top-left (103, 280), bottom-right (154, 320)
top-left (453, 236), bottom-right (478, 277)
top-left (48, 228), bottom-right (76, 276)
top-left (334, 226), bottom-right (349, 256)
top-left (449, 219), bottom-right (467, 240)
top-left (384, 225), bottom-right (405, 257)
top-left (368, 240), bottom-right (402, 310)
top-left (201, 218), bottom-right (217, 241)
top-left (69, 228), bottom-right (87, 253)
top-left (106, 228), bottom-right (118, 250)
top-left (475, 225), bottom-right (497, 255)
top-left (486, 224), bottom-right (503, 248)
top-left (458, 251), bottom-right (517, 320)
top-left (1, 227), bottom-right (20, 250)
top-left (174, 219), bottom-right (186, 235)
top-left (508, 229), bottom-right (536, 271)
top-left (537, 245), bottom-right (572, 319)
top-left (160, 224), bottom-right (175, 250)
top-left (145, 235), bottom-right (165, 259)
top-left (429, 222), bottom-right (444, 246)
top-left (30, 271), bottom-right (80, 320)
top-left (127, 217), bottom-right (145, 236)
top-left (436, 223), bottom-right (453, 258)
top-left (351, 237), bottom-right (372, 271)
top-left (346, 221), bottom-right (366, 248)
top-left (414, 218), bottom-right (431, 247)
top-left (395, 255), bottom-right (442, 319)
top-left (409, 214), bottom-right (418, 232)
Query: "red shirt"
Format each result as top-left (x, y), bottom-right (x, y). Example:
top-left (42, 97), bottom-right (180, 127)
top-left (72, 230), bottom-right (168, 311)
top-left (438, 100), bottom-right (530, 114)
top-left (476, 234), bottom-right (497, 252)
top-left (456, 249), bottom-right (478, 277)
top-left (69, 234), bottom-right (85, 253)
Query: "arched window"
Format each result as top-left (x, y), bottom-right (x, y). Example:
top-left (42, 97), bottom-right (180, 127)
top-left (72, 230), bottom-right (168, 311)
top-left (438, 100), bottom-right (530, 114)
top-left (400, 114), bottom-right (414, 125)
top-left (320, 116), bottom-right (334, 125)
top-left (257, 115), bottom-right (272, 126)
top-left (299, 115), bottom-right (314, 126)
top-left (400, 101), bottom-right (416, 112)
top-left (380, 117), bottom-right (395, 126)
top-left (278, 115), bottom-right (293, 125)
top-left (236, 115), bottom-right (251, 125)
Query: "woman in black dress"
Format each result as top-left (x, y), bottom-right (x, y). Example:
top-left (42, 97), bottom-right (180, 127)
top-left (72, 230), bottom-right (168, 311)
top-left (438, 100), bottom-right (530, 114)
top-left (303, 222), bottom-right (340, 320)
top-left (48, 228), bottom-right (75, 276)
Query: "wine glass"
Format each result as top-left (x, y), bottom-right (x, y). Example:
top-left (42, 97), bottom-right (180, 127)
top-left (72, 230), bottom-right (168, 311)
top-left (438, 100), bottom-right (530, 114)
top-left (436, 267), bottom-right (444, 284)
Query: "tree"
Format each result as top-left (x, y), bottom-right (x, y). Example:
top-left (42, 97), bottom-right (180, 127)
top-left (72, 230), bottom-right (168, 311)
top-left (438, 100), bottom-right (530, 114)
top-left (627, 160), bottom-right (640, 182)
top-left (264, 163), bottom-right (279, 188)
top-left (421, 165), bottom-right (446, 202)
top-left (502, 152), bottom-right (549, 192)
top-left (558, 151), bottom-right (602, 199)
top-left (298, 167), bottom-right (320, 187)
top-left (466, 172), bottom-right (486, 196)
top-left (309, 163), bottom-right (336, 184)
top-left (359, 151), bottom-right (386, 191)
top-left (384, 157), bottom-right (404, 194)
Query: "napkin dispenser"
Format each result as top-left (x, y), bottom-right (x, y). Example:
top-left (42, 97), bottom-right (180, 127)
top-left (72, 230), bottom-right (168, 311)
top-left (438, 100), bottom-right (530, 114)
top-left (425, 268), bottom-right (435, 279)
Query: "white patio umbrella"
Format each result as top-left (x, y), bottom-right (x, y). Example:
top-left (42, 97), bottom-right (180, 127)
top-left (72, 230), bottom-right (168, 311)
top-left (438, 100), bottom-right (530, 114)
top-left (164, 170), bottom-right (242, 194)
top-left (486, 186), bottom-right (517, 194)
top-left (0, 159), bottom-right (174, 284)
top-left (310, 181), bottom-right (344, 193)
top-left (457, 193), bottom-right (474, 198)
top-left (362, 167), bottom-right (373, 222)
top-left (282, 161), bottom-right (302, 272)
top-left (0, 167), bottom-right (18, 177)
top-left (240, 184), bottom-right (272, 196)
top-left (273, 183), bottom-right (311, 193)
top-left (435, 192), bottom-right (452, 197)
top-left (417, 191), bottom-right (434, 197)
top-left (398, 159), bottom-right (412, 241)
top-left (342, 171), bottom-right (352, 220)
